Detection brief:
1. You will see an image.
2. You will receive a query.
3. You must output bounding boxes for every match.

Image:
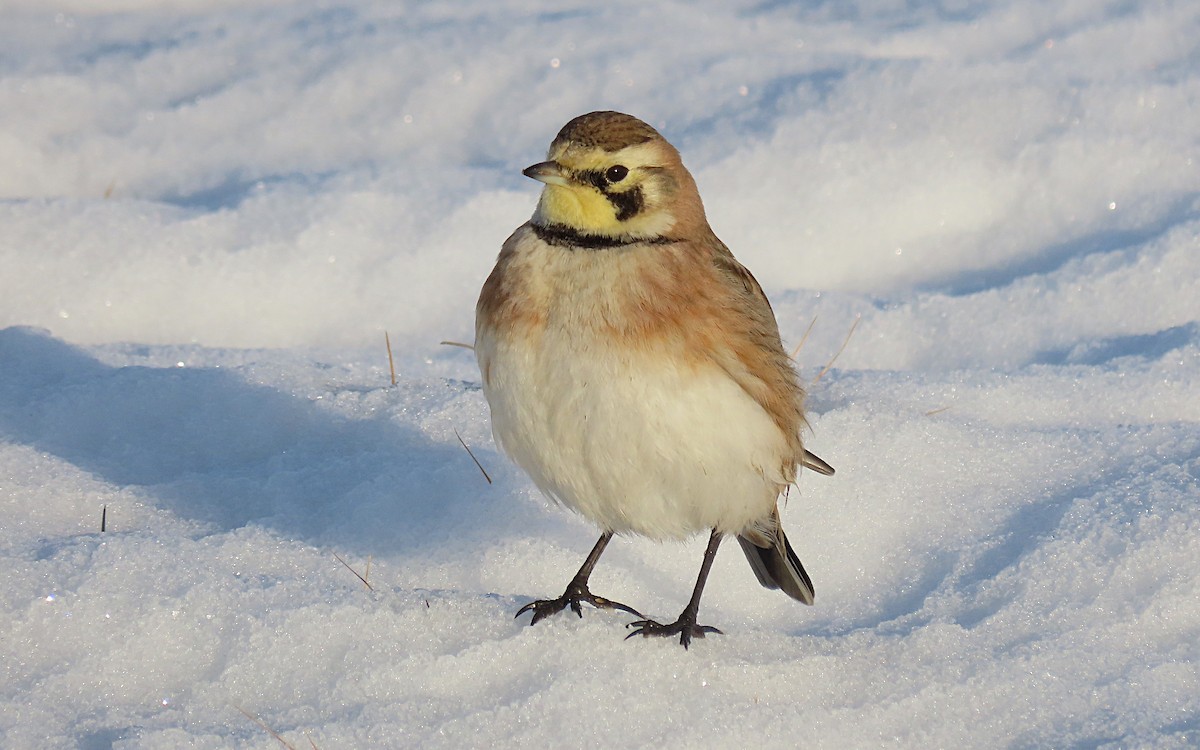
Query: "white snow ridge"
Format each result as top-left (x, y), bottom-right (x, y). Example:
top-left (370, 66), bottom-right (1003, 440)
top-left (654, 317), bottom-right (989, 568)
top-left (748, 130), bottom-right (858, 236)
top-left (2, 1), bottom-right (1199, 748)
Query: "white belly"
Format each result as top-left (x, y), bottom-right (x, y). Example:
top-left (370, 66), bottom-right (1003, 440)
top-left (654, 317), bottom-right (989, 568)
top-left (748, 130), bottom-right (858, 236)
top-left (478, 329), bottom-right (788, 540)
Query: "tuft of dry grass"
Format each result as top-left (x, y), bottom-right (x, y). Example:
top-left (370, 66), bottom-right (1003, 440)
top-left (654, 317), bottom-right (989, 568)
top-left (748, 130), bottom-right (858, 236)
top-left (235, 706), bottom-right (321, 749)
top-left (454, 429), bottom-right (492, 484)
top-left (385, 332), bottom-right (397, 386)
top-left (813, 315), bottom-right (860, 384)
top-left (790, 316), bottom-right (819, 360)
top-left (789, 315), bottom-right (860, 383)
top-left (333, 552), bottom-right (373, 591)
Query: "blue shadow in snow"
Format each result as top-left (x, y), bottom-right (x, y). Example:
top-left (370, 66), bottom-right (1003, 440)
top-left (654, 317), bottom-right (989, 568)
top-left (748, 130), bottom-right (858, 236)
top-left (0, 326), bottom-right (485, 555)
top-left (929, 194), bottom-right (1200, 297)
top-left (1033, 322), bottom-right (1199, 367)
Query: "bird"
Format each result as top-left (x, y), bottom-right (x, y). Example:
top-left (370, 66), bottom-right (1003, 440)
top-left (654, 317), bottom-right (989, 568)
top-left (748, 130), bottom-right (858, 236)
top-left (474, 111), bottom-right (834, 648)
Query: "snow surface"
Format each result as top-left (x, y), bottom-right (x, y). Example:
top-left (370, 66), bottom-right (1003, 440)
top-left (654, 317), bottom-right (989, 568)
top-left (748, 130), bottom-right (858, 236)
top-left (2, 1), bottom-right (1199, 747)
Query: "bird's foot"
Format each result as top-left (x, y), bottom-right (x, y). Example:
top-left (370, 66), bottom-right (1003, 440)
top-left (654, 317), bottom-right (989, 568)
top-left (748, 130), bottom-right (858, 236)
top-left (625, 613), bottom-right (723, 649)
top-left (516, 581), bottom-right (642, 625)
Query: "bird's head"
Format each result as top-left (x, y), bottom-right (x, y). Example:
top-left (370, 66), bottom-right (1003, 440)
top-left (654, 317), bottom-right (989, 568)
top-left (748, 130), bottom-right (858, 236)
top-left (525, 111), bottom-right (707, 243)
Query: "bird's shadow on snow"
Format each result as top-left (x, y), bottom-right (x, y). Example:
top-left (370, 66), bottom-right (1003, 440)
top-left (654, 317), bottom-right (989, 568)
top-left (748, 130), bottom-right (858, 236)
top-left (0, 326), bottom-right (486, 556)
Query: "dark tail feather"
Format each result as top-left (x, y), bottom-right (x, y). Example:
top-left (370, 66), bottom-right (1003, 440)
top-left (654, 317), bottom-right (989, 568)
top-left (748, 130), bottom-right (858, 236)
top-left (801, 449), bottom-right (835, 476)
top-left (737, 529), bottom-right (815, 605)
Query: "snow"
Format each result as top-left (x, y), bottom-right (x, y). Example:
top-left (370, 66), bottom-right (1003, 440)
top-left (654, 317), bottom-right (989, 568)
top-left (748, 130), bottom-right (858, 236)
top-left (2, 0), bottom-right (1199, 747)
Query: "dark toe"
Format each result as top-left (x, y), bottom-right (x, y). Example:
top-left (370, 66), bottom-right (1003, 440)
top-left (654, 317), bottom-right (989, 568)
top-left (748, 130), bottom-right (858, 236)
top-left (515, 587), bottom-right (643, 625)
top-left (625, 618), bottom-right (722, 649)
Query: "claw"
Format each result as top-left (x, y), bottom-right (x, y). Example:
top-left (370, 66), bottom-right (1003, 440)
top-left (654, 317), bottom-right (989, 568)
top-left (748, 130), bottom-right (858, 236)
top-left (515, 532), bottom-right (644, 627)
top-left (515, 583), bottom-right (643, 625)
top-left (625, 617), bottom-right (723, 649)
top-left (589, 595), bottom-right (642, 618)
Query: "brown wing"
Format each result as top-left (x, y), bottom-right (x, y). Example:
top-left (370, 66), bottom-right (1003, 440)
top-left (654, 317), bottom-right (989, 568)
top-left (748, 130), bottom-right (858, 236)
top-left (703, 240), bottom-right (809, 476)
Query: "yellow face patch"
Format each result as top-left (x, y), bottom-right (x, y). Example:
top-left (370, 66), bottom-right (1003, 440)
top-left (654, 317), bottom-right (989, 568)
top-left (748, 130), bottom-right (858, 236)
top-left (536, 182), bottom-right (628, 234)
top-left (531, 141), bottom-right (677, 239)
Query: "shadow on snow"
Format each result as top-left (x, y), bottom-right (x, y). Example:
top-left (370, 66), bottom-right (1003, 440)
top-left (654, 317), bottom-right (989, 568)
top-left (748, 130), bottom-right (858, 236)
top-left (0, 326), bottom-right (485, 556)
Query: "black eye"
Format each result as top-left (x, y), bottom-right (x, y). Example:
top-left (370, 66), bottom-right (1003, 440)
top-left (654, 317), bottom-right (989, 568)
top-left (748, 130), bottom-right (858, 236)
top-left (605, 165), bottom-right (629, 183)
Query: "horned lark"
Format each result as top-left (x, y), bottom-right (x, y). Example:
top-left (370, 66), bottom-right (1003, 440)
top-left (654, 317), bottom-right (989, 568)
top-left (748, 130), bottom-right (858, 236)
top-left (475, 111), bottom-right (834, 648)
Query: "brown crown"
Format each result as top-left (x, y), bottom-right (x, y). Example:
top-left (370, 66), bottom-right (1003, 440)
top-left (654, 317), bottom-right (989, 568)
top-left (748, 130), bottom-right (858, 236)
top-left (551, 111), bottom-right (662, 153)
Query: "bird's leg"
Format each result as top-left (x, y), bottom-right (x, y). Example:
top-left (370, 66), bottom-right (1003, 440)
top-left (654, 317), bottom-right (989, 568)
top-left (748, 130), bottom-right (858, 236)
top-left (627, 529), bottom-right (724, 649)
top-left (516, 531), bottom-right (643, 624)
